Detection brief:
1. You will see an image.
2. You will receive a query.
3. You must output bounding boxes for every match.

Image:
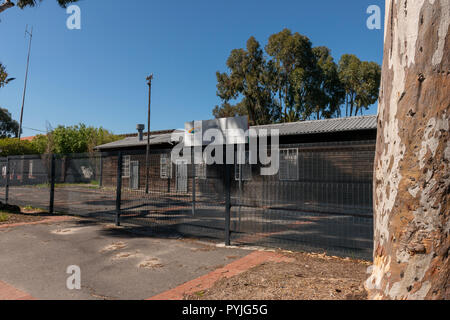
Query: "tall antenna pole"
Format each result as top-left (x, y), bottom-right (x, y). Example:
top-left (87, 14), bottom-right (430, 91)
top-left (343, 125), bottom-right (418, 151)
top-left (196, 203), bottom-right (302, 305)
top-left (18, 25), bottom-right (33, 139)
top-left (145, 74), bottom-right (153, 194)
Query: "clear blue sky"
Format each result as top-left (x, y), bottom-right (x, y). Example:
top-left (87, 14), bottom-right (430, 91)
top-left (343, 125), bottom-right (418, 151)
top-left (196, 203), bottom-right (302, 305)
top-left (0, 0), bottom-right (385, 137)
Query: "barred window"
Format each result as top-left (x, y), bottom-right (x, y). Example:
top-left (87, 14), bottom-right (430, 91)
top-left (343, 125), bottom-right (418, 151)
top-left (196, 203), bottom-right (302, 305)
top-left (160, 154), bottom-right (172, 179)
top-left (279, 148), bottom-right (298, 181)
top-left (235, 151), bottom-right (252, 181)
top-left (196, 162), bottom-right (207, 179)
top-left (122, 155), bottom-right (131, 178)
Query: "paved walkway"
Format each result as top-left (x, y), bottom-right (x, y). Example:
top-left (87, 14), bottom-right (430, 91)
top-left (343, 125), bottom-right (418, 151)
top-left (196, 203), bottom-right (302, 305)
top-left (0, 216), bottom-right (289, 300)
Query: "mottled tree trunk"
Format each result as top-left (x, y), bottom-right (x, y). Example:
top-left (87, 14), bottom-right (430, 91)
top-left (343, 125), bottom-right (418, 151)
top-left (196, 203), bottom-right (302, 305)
top-left (366, 0), bottom-right (449, 299)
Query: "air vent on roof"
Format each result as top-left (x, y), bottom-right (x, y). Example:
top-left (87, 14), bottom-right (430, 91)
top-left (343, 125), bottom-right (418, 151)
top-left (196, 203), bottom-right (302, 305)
top-left (136, 124), bottom-right (145, 141)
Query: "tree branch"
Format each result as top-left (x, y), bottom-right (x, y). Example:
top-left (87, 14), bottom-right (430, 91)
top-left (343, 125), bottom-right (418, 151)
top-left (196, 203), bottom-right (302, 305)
top-left (0, 0), bottom-right (15, 14)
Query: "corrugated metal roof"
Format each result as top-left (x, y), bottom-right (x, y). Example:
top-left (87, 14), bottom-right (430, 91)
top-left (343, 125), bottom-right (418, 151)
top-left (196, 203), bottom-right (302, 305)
top-left (95, 130), bottom-right (183, 150)
top-left (252, 115), bottom-right (377, 136)
top-left (95, 115), bottom-right (377, 149)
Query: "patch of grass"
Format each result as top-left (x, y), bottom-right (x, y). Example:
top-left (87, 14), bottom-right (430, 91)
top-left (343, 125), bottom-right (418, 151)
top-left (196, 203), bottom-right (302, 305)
top-left (32, 182), bottom-right (100, 189)
top-left (0, 212), bottom-right (10, 222)
top-left (33, 183), bottom-right (50, 189)
top-left (22, 205), bottom-right (45, 213)
top-left (54, 182), bottom-right (100, 189)
top-left (194, 291), bottom-right (205, 297)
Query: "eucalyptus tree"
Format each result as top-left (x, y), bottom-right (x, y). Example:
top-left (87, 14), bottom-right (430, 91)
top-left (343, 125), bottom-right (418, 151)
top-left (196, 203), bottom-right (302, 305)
top-left (265, 28), bottom-right (316, 121)
top-left (309, 46), bottom-right (345, 119)
top-left (215, 37), bottom-right (278, 125)
top-left (366, 0), bottom-right (449, 300)
top-left (338, 54), bottom-right (381, 117)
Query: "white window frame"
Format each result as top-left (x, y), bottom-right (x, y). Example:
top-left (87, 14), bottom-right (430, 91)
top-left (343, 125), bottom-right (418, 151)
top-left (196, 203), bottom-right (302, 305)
top-left (160, 153), bottom-right (172, 179)
top-left (235, 150), bottom-right (252, 181)
top-left (279, 148), bottom-right (299, 181)
top-left (122, 155), bottom-right (131, 178)
top-left (194, 153), bottom-right (207, 179)
top-left (28, 161), bottom-right (34, 179)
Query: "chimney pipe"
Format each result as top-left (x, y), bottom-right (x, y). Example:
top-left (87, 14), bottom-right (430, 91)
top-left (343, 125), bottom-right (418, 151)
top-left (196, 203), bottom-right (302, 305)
top-left (136, 124), bottom-right (145, 141)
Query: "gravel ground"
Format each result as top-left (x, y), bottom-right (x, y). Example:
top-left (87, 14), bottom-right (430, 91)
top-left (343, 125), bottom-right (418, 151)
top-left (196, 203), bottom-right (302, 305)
top-left (186, 251), bottom-right (371, 300)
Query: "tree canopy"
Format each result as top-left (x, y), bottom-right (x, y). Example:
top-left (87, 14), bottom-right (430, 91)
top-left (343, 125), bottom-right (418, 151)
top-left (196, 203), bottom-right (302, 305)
top-left (0, 108), bottom-right (19, 138)
top-left (0, 63), bottom-right (15, 88)
top-left (214, 29), bottom-right (381, 125)
top-left (0, 0), bottom-right (79, 14)
top-left (0, 124), bottom-right (119, 156)
top-left (338, 54), bottom-right (381, 117)
top-left (33, 123), bottom-right (120, 154)
top-left (0, 63), bottom-right (19, 138)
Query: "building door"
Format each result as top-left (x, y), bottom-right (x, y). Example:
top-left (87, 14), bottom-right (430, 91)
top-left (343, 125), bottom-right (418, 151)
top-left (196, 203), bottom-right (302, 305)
top-left (176, 160), bottom-right (188, 193)
top-left (130, 161), bottom-right (139, 190)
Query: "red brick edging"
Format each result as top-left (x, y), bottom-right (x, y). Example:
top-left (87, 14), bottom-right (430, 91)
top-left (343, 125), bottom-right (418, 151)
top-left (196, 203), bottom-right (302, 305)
top-left (0, 281), bottom-right (34, 300)
top-left (147, 250), bottom-right (293, 300)
top-left (0, 216), bottom-right (72, 230)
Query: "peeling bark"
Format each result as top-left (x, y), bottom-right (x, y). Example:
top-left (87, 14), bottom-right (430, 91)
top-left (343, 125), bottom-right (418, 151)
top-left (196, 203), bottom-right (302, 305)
top-left (366, 0), bottom-right (450, 300)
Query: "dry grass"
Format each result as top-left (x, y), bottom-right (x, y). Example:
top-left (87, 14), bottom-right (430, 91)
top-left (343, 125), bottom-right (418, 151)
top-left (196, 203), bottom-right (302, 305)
top-left (186, 251), bottom-right (371, 300)
top-left (0, 211), bottom-right (46, 225)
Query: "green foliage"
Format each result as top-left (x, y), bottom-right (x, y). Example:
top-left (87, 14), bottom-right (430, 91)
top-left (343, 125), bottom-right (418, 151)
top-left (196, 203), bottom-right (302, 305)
top-left (35, 124), bottom-right (120, 154)
top-left (212, 102), bottom-right (248, 119)
top-left (0, 138), bottom-right (38, 156)
top-left (30, 134), bottom-right (48, 154)
top-left (0, 108), bottom-right (19, 138)
top-left (0, 64), bottom-right (20, 138)
top-left (0, 63), bottom-right (15, 88)
top-left (215, 29), bottom-right (381, 124)
top-left (309, 47), bottom-right (345, 119)
top-left (338, 54), bottom-right (381, 116)
top-left (16, 0), bottom-right (79, 9)
top-left (0, 212), bottom-right (9, 222)
top-left (215, 37), bottom-right (279, 125)
top-left (265, 29), bottom-right (316, 121)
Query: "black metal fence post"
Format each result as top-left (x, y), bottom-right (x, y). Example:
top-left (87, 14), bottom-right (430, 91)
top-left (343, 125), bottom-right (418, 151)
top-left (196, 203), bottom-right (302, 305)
top-left (115, 152), bottom-right (123, 226)
top-left (5, 156), bottom-right (10, 205)
top-left (49, 154), bottom-right (56, 214)
top-left (224, 164), bottom-right (231, 246)
top-left (192, 148), bottom-right (196, 216)
top-left (99, 153), bottom-right (103, 188)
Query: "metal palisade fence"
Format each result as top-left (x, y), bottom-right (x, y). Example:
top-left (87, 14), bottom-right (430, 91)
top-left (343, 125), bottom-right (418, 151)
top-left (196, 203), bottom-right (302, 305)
top-left (0, 140), bottom-right (375, 260)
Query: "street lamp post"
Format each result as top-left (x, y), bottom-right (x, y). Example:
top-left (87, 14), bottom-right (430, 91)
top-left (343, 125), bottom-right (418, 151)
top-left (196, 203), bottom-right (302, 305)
top-left (145, 74), bottom-right (153, 194)
top-left (18, 26), bottom-right (33, 139)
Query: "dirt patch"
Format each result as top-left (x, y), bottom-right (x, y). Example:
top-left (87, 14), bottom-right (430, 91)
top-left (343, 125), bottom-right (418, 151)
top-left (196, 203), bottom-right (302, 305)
top-left (0, 212), bottom-right (46, 225)
top-left (186, 251), bottom-right (370, 300)
top-left (139, 257), bottom-right (164, 269)
top-left (101, 241), bottom-right (127, 253)
top-left (112, 251), bottom-right (141, 260)
top-left (51, 228), bottom-right (82, 235)
top-left (190, 243), bottom-right (216, 252)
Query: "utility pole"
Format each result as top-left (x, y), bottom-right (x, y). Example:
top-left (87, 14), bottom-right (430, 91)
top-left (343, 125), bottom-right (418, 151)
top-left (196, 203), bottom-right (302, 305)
top-left (18, 25), bottom-right (33, 140)
top-left (145, 74), bottom-right (153, 194)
